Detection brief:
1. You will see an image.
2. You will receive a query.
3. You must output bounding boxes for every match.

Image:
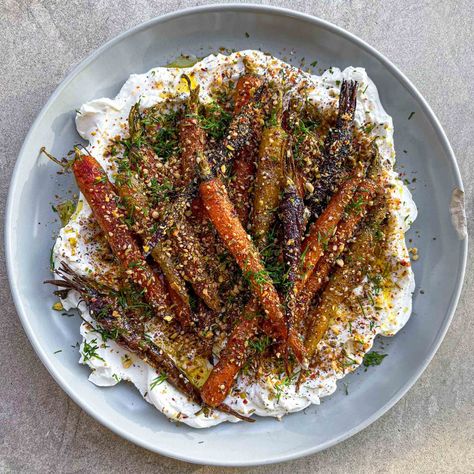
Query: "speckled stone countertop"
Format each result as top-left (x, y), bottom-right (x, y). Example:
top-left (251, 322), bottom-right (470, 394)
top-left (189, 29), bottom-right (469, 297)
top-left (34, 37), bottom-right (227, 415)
top-left (0, 1), bottom-right (472, 472)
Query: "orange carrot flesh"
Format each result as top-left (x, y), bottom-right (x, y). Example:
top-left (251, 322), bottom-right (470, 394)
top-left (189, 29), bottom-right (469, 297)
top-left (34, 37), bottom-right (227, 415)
top-left (72, 153), bottom-right (176, 322)
top-left (201, 298), bottom-right (259, 406)
top-left (199, 176), bottom-right (287, 340)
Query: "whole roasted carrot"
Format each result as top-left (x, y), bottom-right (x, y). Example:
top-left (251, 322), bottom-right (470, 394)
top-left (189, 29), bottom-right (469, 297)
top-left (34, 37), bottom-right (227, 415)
top-left (251, 91), bottom-right (287, 245)
top-left (285, 162), bottom-right (369, 363)
top-left (308, 80), bottom-right (358, 217)
top-left (198, 153), bottom-right (287, 340)
top-left (304, 199), bottom-right (389, 362)
top-left (280, 148), bottom-right (305, 362)
top-left (179, 77), bottom-right (205, 186)
top-left (201, 299), bottom-right (260, 406)
top-left (115, 172), bottom-right (192, 316)
top-left (72, 151), bottom-right (178, 324)
top-left (295, 162), bottom-right (367, 294)
top-left (228, 67), bottom-right (264, 225)
top-left (291, 180), bottom-right (376, 338)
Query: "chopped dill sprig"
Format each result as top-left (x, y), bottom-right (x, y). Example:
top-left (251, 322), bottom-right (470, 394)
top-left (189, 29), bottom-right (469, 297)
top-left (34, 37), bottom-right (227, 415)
top-left (249, 335), bottom-right (271, 354)
top-left (199, 102), bottom-right (232, 140)
top-left (150, 373), bottom-right (168, 390)
top-left (82, 338), bottom-right (105, 363)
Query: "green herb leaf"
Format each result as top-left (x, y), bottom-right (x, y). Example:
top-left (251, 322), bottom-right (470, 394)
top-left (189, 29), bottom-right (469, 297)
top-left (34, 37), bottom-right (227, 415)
top-left (249, 335), bottom-right (271, 354)
top-left (363, 351), bottom-right (387, 367)
top-left (82, 338), bottom-right (105, 363)
top-left (150, 373), bottom-right (168, 390)
top-left (199, 102), bottom-right (232, 140)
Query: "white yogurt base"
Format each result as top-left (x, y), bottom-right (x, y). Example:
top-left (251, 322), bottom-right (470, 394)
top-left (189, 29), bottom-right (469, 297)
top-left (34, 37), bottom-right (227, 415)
top-left (54, 50), bottom-right (417, 428)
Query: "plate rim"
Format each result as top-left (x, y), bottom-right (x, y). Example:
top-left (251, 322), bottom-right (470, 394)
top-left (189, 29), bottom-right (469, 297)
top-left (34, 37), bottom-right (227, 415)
top-left (4, 3), bottom-right (468, 466)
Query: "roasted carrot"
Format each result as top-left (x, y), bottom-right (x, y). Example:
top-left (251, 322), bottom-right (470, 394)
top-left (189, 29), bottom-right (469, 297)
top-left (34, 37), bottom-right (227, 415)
top-left (179, 76), bottom-right (205, 186)
top-left (72, 151), bottom-right (180, 324)
top-left (295, 162), bottom-right (367, 294)
top-left (198, 153), bottom-right (287, 340)
top-left (308, 80), bottom-right (358, 217)
top-left (172, 219), bottom-right (222, 312)
top-left (114, 173), bottom-right (152, 235)
top-left (228, 66), bottom-right (265, 225)
top-left (229, 158), bottom-right (255, 226)
top-left (144, 193), bottom-right (188, 254)
top-left (251, 91), bottom-right (287, 245)
top-left (201, 299), bottom-right (260, 406)
top-left (153, 241), bottom-right (191, 306)
top-left (280, 148), bottom-right (305, 364)
top-left (291, 180), bottom-right (376, 339)
top-left (304, 199), bottom-right (389, 362)
top-left (115, 169), bottom-right (193, 323)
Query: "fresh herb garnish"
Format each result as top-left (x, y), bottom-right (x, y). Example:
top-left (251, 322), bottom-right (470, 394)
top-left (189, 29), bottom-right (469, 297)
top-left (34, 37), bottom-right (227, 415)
top-left (50, 245), bottom-right (55, 271)
top-left (148, 178), bottom-right (174, 204)
top-left (243, 267), bottom-right (271, 288)
top-left (137, 108), bottom-right (180, 161)
top-left (249, 335), bottom-right (271, 354)
top-left (150, 373), bottom-right (168, 390)
top-left (345, 196), bottom-right (366, 214)
top-left (199, 102), bottom-right (232, 140)
top-left (363, 351), bottom-right (387, 367)
top-left (364, 123), bottom-right (376, 134)
top-left (82, 338), bottom-right (105, 363)
top-left (274, 373), bottom-right (297, 402)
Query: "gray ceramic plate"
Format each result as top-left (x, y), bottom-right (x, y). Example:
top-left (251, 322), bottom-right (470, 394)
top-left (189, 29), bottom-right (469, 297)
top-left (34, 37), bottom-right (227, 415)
top-left (5, 4), bottom-right (467, 466)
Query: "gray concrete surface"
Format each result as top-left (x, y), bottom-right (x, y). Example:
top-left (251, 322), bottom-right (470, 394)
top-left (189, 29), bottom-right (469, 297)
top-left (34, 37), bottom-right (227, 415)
top-left (0, 1), bottom-right (473, 472)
